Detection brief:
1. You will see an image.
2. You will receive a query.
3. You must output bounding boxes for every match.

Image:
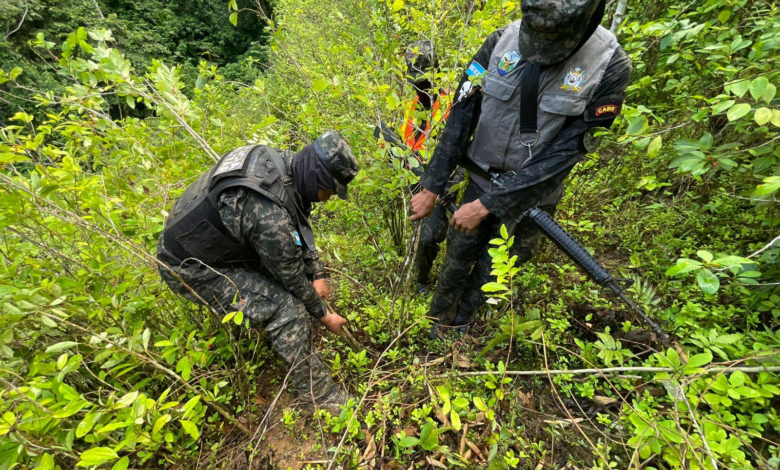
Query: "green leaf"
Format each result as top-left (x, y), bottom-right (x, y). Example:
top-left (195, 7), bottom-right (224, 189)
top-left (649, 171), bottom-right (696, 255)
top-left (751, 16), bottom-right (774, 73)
top-left (77, 447), bottom-right (118, 467)
top-left (696, 269), bottom-right (720, 295)
top-left (450, 410), bottom-right (461, 431)
top-left (37, 453), bottom-right (55, 470)
top-left (398, 436), bottom-right (418, 448)
top-left (755, 176), bottom-right (780, 196)
top-left (762, 83), bottom-right (777, 104)
top-left (711, 99), bottom-right (735, 115)
top-left (647, 136), bottom-right (662, 158)
top-left (115, 391), bottom-right (139, 409)
top-left (683, 351), bottom-right (712, 373)
top-left (772, 110), bottom-right (780, 127)
top-left (697, 250), bottom-right (713, 263)
top-left (749, 76), bottom-right (769, 101)
top-left (726, 81), bottom-right (749, 98)
top-left (45, 341), bottom-right (78, 353)
top-left (473, 396), bottom-right (487, 412)
top-left (452, 397), bottom-right (469, 409)
top-left (152, 414), bottom-right (171, 436)
top-left (718, 10), bottom-right (731, 23)
top-left (142, 328), bottom-right (151, 350)
top-left (726, 103), bottom-right (751, 121)
top-left (111, 457), bottom-right (130, 470)
top-left (755, 107), bottom-right (772, 126)
top-left (500, 224), bottom-right (508, 239)
top-left (312, 78), bottom-right (329, 92)
top-left (229, 12), bottom-right (238, 26)
top-left (221, 311), bottom-right (236, 324)
top-left (180, 420), bottom-right (200, 439)
top-left (481, 282), bottom-right (508, 292)
top-left (233, 310), bottom-right (244, 325)
top-left (626, 116), bottom-right (648, 135)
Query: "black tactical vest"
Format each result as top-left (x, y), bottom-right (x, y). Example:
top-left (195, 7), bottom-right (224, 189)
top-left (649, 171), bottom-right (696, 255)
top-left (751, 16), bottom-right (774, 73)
top-left (161, 145), bottom-right (317, 267)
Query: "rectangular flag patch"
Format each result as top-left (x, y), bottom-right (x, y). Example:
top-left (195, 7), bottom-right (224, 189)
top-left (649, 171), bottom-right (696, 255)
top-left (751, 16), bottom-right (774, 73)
top-left (466, 61), bottom-right (486, 78)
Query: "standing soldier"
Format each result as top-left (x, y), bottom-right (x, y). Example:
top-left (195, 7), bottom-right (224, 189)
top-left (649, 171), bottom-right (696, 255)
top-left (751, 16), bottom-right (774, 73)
top-left (410, 0), bottom-right (632, 337)
top-left (157, 131), bottom-right (359, 412)
top-left (400, 40), bottom-right (465, 293)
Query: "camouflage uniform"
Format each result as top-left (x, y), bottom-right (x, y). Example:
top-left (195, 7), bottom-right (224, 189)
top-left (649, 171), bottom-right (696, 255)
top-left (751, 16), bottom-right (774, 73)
top-left (419, 0), bottom-right (632, 329)
top-left (157, 131), bottom-right (359, 407)
top-left (415, 168), bottom-right (464, 286)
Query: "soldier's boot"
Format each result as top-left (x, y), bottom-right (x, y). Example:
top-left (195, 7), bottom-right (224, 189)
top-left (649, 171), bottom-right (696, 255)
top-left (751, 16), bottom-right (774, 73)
top-left (452, 311), bottom-right (472, 335)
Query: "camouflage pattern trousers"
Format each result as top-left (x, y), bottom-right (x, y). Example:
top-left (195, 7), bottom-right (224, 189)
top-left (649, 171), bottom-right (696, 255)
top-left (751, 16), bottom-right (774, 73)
top-left (428, 180), bottom-right (557, 325)
top-left (158, 259), bottom-right (339, 405)
top-left (415, 203), bottom-right (449, 284)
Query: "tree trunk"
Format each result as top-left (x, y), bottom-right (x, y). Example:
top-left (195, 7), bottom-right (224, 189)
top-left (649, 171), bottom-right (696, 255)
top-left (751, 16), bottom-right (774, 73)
top-left (610, 0), bottom-right (628, 33)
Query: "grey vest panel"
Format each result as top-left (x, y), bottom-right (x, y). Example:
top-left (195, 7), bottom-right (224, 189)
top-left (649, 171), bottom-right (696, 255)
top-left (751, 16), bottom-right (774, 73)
top-left (161, 145), bottom-right (316, 267)
top-left (468, 23), bottom-right (619, 203)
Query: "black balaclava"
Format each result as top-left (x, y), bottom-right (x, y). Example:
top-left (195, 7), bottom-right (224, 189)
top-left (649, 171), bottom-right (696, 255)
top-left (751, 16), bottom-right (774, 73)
top-left (291, 143), bottom-right (336, 214)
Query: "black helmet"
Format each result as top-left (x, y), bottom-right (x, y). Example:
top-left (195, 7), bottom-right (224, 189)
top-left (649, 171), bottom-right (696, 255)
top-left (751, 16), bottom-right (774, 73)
top-left (405, 40), bottom-right (438, 86)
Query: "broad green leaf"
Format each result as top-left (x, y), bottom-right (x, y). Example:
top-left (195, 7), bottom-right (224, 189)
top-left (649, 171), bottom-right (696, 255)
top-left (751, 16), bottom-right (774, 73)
top-left (749, 77), bottom-right (769, 101)
top-left (229, 12), bottom-right (238, 26)
top-left (755, 176), bottom-right (780, 196)
top-left (772, 110), bottom-right (780, 127)
top-left (53, 399), bottom-right (86, 419)
top-left (180, 420), bottom-right (200, 439)
top-left (473, 396), bottom-right (487, 412)
top-left (37, 453), bottom-right (55, 470)
top-left (450, 410), bottom-right (461, 430)
top-left (500, 224), bottom-right (508, 239)
top-left (398, 436), bottom-right (418, 448)
top-left (115, 390), bottom-right (139, 408)
top-left (762, 83), bottom-right (777, 103)
top-left (647, 136), bottom-right (662, 158)
top-left (718, 10), bottom-right (731, 23)
top-left (755, 107), bottom-right (772, 126)
top-left (711, 100), bottom-right (735, 115)
top-left (221, 311), bottom-right (236, 324)
top-left (696, 269), bottom-right (720, 295)
top-left (152, 414), bottom-right (171, 436)
top-left (312, 78), bottom-right (329, 92)
top-left (726, 81), bottom-right (749, 98)
top-left (111, 457), bottom-right (130, 470)
top-left (726, 103), bottom-right (751, 122)
top-left (142, 328), bottom-right (150, 350)
top-left (77, 447), bottom-right (118, 467)
top-left (233, 310), bottom-right (244, 325)
top-left (481, 282), bottom-right (508, 292)
top-left (626, 116), bottom-right (648, 135)
top-left (683, 352), bottom-right (712, 373)
top-left (452, 397), bottom-right (469, 409)
top-left (697, 250), bottom-right (713, 263)
top-left (46, 341), bottom-right (78, 353)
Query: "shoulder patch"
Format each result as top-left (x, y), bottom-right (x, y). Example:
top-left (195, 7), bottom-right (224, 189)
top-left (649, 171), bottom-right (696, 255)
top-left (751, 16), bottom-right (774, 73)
top-left (466, 61), bottom-right (486, 79)
top-left (585, 97), bottom-right (623, 122)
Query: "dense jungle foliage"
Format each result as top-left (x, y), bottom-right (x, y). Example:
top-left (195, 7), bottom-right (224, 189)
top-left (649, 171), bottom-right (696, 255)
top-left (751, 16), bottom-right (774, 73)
top-left (0, 0), bottom-right (270, 120)
top-left (1, 0), bottom-right (780, 469)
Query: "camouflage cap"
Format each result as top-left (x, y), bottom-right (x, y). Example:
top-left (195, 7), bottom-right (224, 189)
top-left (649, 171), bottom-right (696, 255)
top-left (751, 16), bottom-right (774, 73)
top-left (518, 0), bottom-right (603, 66)
top-left (313, 130), bottom-right (359, 200)
top-left (405, 40), bottom-right (438, 84)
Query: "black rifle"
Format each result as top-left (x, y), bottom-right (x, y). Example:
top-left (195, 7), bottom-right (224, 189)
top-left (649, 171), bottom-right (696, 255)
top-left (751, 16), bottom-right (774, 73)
top-left (374, 120), bottom-right (672, 345)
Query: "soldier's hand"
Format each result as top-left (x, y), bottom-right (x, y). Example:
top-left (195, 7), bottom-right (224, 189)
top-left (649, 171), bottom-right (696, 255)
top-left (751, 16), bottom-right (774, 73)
top-left (410, 189), bottom-right (437, 220)
top-left (450, 199), bottom-right (489, 234)
top-left (313, 278), bottom-right (329, 300)
top-left (320, 312), bottom-right (347, 335)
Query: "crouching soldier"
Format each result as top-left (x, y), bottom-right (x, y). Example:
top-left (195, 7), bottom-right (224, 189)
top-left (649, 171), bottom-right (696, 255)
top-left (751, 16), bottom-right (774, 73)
top-left (157, 131), bottom-right (359, 412)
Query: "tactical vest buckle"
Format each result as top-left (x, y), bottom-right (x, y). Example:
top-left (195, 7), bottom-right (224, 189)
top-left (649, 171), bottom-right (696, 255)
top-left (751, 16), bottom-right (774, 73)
top-left (519, 130), bottom-right (540, 147)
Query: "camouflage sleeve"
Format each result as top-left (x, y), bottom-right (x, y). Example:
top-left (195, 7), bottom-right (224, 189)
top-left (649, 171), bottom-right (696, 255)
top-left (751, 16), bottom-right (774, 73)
top-left (479, 46), bottom-right (633, 220)
top-left (219, 189), bottom-right (325, 319)
top-left (303, 251), bottom-right (325, 279)
top-left (420, 29), bottom-right (504, 196)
